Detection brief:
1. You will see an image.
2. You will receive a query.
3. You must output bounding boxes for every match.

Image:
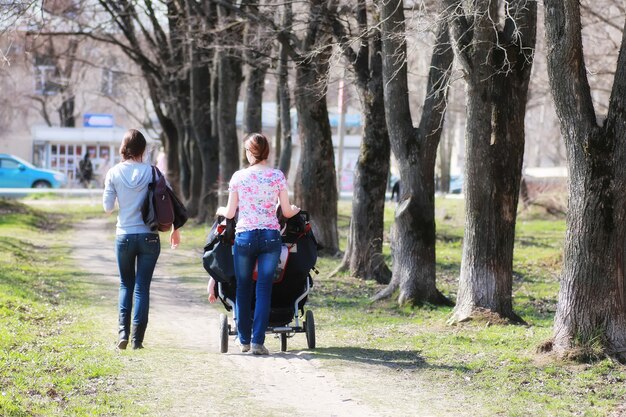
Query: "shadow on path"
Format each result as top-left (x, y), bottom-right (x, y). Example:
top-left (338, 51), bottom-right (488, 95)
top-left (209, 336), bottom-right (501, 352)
top-left (292, 346), bottom-right (469, 373)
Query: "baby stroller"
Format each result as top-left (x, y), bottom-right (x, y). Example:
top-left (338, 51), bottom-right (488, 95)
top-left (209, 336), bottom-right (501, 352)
top-left (203, 211), bottom-right (318, 353)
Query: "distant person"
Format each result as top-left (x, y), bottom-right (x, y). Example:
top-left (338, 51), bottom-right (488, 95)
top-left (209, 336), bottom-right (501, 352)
top-left (216, 132), bottom-right (300, 355)
top-left (103, 129), bottom-right (182, 350)
top-left (78, 153), bottom-right (93, 187)
top-left (391, 180), bottom-right (401, 202)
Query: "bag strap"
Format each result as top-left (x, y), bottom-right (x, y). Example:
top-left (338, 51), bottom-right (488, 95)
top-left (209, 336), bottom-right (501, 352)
top-left (151, 165), bottom-right (156, 183)
top-left (154, 166), bottom-right (164, 180)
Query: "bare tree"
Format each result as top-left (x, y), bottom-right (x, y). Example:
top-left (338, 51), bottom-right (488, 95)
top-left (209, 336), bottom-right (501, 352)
top-left (328, 0), bottom-right (391, 283)
top-left (241, 0), bottom-right (269, 137)
top-left (278, 0), bottom-right (339, 254)
top-left (375, 0), bottom-right (454, 305)
top-left (276, 1), bottom-right (293, 175)
top-left (542, 0), bottom-right (626, 361)
top-left (445, 0), bottom-right (537, 323)
top-left (216, 0), bottom-right (244, 204)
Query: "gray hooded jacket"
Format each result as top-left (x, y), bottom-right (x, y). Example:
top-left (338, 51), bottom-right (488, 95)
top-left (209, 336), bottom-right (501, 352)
top-left (103, 160), bottom-right (155, 235)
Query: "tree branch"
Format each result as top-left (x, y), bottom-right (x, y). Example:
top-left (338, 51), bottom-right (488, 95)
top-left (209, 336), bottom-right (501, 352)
top-left (442, 0), bottom-right (473, 72)
top-left (606, 18), bottom-right (626, 128)
top-left (417, 18), bottom-right (454, 155)
top-left (544, 0), bottom-right (596, 128)
top-left (326, 3), bottom-right (368, 89)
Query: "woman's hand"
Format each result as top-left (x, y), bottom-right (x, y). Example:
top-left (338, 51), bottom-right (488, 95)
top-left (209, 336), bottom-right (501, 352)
top-left (208, 293), bottom-right (217, 303)
top-left (170, 227), bottom-right (181, 249)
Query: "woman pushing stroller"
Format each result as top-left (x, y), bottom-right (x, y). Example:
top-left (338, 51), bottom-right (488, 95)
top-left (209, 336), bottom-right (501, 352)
top-left (216, 133), bottom-right (300, 355)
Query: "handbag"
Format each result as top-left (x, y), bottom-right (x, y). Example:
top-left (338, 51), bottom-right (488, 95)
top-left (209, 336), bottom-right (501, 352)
top-left (202, 217), bottom-right (236, 284)
top-left (142, 166), bottom-right (175, 232)
top-left (169, 186), bottom-right (188, 229)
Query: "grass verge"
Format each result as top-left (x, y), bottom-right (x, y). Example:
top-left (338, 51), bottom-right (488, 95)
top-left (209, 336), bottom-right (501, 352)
top-left (0, 199), bottom-right (144, 417)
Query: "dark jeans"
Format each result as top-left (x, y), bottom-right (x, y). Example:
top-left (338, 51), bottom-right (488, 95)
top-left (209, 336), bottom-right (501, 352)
top-left (233, 229), bottom-right (281, 345)
top-left (115, 233), bottom-right (160, 343)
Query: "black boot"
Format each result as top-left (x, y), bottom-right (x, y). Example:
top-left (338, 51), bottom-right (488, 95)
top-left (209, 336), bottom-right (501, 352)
top-left (131, 323), bottom-right (147, 350)
top-left (117, 315), bottom-right (130, 350)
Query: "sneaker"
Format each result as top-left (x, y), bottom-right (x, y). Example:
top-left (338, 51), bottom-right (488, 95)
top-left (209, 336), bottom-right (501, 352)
top-left (236, 339), bottom-right (250, 353)
top-left (251, 343), bottom-right (269, 355)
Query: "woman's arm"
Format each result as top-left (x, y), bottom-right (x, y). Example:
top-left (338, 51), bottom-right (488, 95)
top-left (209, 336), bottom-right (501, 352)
top-left (102, 171), bottom-right (116, 214)
top-left (216, 191), bottom-right (239, 219)
top-left (278, 188), bottom-right (300, 218)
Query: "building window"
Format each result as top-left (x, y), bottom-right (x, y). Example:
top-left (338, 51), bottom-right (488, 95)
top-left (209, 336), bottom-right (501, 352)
top-left (101, 68), bottom-right (122, 97)
top-left (34, 65), bottom-right (60, 95)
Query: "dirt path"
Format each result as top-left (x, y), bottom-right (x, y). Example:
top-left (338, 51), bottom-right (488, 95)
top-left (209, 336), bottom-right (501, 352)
top-left (71, 218), bottom-right (468, 417)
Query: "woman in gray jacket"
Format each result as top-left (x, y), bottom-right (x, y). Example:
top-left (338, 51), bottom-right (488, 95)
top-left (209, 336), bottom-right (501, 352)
top-left (103, 129), bottom-right (181, 349)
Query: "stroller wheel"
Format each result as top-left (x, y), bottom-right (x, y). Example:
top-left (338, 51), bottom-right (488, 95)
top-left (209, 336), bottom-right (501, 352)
top-left (280, 333), bottom-right (288, 352)
top-left (304, 310), bottom-right (315, 349)
top-left (219, 313), bottom-right (229, 353)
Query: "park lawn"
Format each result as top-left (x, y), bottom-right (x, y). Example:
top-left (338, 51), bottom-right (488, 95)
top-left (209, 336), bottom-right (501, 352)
top-left (1, 196), bottom-right (625, 416)
top-left (186, 198), bottom-right (626, 416)
top-left (321, 199), bottom-right (624, 416)
top-left (0, 200), bottom-right (144, 417)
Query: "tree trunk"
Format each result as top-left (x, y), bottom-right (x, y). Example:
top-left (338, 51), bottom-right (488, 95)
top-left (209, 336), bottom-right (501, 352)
top-left (177, 124), bottom-right (192, 202)
top-left (448, 0), bottom-right (536, 323)
top-left (329, 0), bottom-right (391, 283)
top-left (242, 0), bottom-right (268, 166)
top-left (243, 65), bottom-right (266, 136)
top-left (190, 61), bottom-right (219, 222)
top-left (274, 88), bottom-right (283, 167)
top-left (217, 49), bottom-right (243, 203)
top-left (437, 127), bottom-right (453, 194)
top-left (375, 0), bottom-right (453, 305)
top-left (58, 95), bottom-right (75, 127)
top-left (277, 53), bottom-right (293, 176)
top-left (293, 51), bottom-right (339, 254)
top-left (342, 94), bottom-right (391, 283)
top-left (543, 0), bottom-right (626, 360)
top-left (277, 1), bottom-right (293, 176)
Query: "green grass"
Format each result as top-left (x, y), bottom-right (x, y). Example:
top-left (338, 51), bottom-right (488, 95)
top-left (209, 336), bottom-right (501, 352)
top-left (0, 199), bottom-right (143, 417)
top-left (2, 196), bottom-right (625, 416)
top-left (184, 196), bottom-right (624, 416)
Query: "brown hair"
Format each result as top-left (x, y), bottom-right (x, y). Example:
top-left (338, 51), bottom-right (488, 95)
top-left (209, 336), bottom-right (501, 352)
top-left (244, 133), bottom-right (270, 165)
top-left (120, 129), bottom-right (146, 161)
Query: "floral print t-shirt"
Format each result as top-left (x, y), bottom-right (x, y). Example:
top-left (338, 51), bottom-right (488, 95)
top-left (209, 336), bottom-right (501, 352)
top-left (229, 167), bottom-right (287, 233)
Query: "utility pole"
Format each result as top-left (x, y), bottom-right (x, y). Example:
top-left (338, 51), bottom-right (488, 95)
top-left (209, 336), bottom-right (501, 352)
top-left (336, 69), bottom-right (347, 193)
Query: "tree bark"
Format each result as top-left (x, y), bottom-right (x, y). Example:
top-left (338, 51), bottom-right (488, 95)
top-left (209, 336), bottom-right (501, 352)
top-left (276, 1), bottom-right (293, 176)
top-left (447, 0), bottom-right (536, 323)
top-left (293, 48), bottom-right (339, 254)
top-left (329, 0), bottom-right (391, 283)
top-left (216, 1), bottom-right (243, 204)
top-left (243, 64), bottom-right (267, 135)
top-left (217, 49), bottom-right (243, 202)
top-left (241, 0), bottom-right (268, 167)
top-left (188, 0), bottom-right (219, 222)
top-left (543, 0), bottom-right (626, 360)
top-left (375, 0), bottom-right (453, 305)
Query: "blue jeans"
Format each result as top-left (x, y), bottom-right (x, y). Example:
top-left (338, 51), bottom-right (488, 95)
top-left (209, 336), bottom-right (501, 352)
top-left (116, 233), bottom-right (160, 343)
top-left (233, 229), bottom-right (281, 345)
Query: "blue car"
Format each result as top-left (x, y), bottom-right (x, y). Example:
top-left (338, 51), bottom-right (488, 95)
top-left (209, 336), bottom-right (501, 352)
top-left (0, 154), bottom-right (67, 188)
top-left (449, 174), bottom-right (463, 194)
